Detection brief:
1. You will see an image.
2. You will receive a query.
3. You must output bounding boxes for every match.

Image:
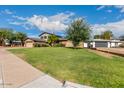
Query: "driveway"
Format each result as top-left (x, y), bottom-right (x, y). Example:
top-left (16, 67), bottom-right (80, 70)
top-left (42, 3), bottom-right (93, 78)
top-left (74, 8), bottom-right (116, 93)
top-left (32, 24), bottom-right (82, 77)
top-left (96, 48), bottom-right (124, 56)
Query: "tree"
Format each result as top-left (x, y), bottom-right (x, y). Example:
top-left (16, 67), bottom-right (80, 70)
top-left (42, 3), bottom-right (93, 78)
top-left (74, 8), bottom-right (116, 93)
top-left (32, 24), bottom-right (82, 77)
top-left (0, 28), bottom-right (13, 46)
top-left (101, 31), bottom-right (113, 40)
top-left (15, 32), bottom-right (27, 46)
top-left (94, 35), bottom-right (101, 39)
top-left (48, 34), bottom-right (59, 46)
top-left (66, 18), bottom-right (91, 48)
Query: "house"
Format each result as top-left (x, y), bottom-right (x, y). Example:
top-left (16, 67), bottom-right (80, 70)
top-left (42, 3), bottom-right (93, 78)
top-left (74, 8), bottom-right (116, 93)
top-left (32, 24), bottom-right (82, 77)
top-left (25, 37), bottom-right (45, 47)
top-left (88, 39), bottom-right (124, 48)
top-left (39, 32), bottom-right (69, 46)
top-left (25, 32), bottom-right (91, 48)
top-left (39, 32), bottom-right (62, 42)
top-left (27, 32), bottom-right (120, 48)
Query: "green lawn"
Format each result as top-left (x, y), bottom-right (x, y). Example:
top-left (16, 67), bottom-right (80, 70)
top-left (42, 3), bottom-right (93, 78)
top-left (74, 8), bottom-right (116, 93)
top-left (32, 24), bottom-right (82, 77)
top-left (8, 47), bottom-right (124, 88)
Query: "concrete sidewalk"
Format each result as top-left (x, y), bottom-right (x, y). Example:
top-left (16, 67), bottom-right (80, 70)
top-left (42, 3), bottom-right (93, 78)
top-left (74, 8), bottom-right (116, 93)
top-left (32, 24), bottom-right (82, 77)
top-left (0, 48), bottom-right (43, 87)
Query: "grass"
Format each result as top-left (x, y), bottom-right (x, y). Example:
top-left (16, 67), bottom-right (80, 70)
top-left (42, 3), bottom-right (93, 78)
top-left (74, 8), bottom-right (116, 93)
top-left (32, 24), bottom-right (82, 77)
top-left (8, 47), bottom-right (124, 88)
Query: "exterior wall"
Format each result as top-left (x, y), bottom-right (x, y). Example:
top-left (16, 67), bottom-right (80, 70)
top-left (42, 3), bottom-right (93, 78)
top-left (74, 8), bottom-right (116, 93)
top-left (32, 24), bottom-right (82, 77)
top-left (110, 42), bottom-right (122, 48)
top-left (111, 42), bottom-right (115, 47)
top-left (83, 42), bottom-right (88, 48)
top-left (118, 43), bottom-right (122, 46)
top-left (92, 42), bottom-right (95, 48)
top-left (108, 42), bottom-right (111, 48)
top-left (25, 39), bottom-right (34, 47)
top-left (65, 41), bottom-right (84, 48)
top-left (65, 41), bottom-right (74, 47)
top-left (59, 40), bottom-right (67, 46)
top-left (40, 33), bottom-right (49, 41)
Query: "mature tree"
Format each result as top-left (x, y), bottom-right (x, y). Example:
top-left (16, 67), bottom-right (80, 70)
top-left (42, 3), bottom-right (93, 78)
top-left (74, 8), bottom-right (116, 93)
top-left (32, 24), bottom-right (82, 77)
top-left (94, 35), bottom-right (101, 39)
top-left (0, 28), bottom-right (13, 46)
top-left (101, 31), bottom-right (113, 40)
top-left (15, 32), bottom-right (27, 46)
top-left (48, 34), bottom-right (59, 46)
top-left (66, 18), bottom-right (91, 48)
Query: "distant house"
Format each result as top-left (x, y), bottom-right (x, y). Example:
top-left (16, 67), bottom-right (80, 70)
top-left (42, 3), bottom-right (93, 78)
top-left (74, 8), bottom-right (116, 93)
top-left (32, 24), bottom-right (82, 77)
top-left (88, 39), bottom-right (124, 48)
top-left (25, 37), bottom-right (45, 47)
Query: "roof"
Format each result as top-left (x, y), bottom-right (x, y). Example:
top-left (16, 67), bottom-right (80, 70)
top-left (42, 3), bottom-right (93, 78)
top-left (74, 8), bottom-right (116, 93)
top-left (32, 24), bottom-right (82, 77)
top-left (92, 39), bottom-right (111, 42)
top-left (90, 39), bottom-right (124, 43)
top-left (25, 37), bottom-right (45, 42)
top-left (39, 32), bottom-right (62, 38)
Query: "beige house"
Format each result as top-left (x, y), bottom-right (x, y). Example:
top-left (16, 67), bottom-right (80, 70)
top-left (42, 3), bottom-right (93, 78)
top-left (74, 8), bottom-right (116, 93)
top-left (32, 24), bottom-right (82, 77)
top-left (25, 32), bottom-right (85, 48)
top-left (25, 38), bottom-right (45, 47)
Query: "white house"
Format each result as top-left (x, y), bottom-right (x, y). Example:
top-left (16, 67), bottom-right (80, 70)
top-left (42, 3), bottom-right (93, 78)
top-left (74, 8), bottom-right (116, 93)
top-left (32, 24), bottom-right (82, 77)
top-left (88, 39), bottom-right (124, 48)
top-left (39, 32), bottom-right (62, 42)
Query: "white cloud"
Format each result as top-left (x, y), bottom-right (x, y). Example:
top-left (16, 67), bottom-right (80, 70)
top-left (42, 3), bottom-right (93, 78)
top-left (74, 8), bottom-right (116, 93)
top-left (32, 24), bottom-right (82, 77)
top-left (114, 5), bottom-right (124, 13)
top-left (10, 12), bottom-right (74, 32)
top-left (27, 15), bottom-right (68, 32)
top-left (97, 5), bottom-right (124, 13)
top-left (1, 9), bottom-right (13, 14)
top-left (97, 6), bottom-right (105, 11)
top-left (12, 15), bottom-right (27, 20)
top-left (9, 21), bottom-right (23, 25)
top-left (49, 12), bottom-right (74, 22)
top-left (92, 19), bottom-right (124, 36)
top-left (106, 10), bottom-right (112, 13)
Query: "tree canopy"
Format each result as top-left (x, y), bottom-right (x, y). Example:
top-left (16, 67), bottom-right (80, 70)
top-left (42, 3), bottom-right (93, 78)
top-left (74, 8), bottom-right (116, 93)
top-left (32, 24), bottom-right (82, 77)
top-left (94, 30), bottom-right (113, 40)
top-left (0, 28), bottom-right (27, 46)
top-left (48, 34), bottom-right (59, 46)
top-left (66, 18), bottom-right (91, 47)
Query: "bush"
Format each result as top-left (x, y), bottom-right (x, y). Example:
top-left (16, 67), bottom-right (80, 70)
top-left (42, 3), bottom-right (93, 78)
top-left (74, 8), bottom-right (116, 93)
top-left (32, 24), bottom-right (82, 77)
top-left (53, 43), bottom-right (65, 47)
top-left (34, 43), bottom-right (41, 47)
top-left (41, 43), bottom-right (49, 47)
top-left (119, 43), bottom-right (124, 48)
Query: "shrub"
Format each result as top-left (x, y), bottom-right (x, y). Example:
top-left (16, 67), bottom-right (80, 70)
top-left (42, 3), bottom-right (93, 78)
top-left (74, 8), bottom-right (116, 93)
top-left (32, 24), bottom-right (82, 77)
top-left (41, 43), bottom-right (49, 47)
top-left (53, 43), bottom-right (65, 47)
top-left (34, 43), bottom-right (41, 47)
top-left (119, 43), bottom-right (124, 48)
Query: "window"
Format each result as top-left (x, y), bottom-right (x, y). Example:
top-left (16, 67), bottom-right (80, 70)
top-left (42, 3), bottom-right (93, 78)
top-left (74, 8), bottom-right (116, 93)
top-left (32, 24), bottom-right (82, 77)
top-left (44, 36), bottom-right (47, 39)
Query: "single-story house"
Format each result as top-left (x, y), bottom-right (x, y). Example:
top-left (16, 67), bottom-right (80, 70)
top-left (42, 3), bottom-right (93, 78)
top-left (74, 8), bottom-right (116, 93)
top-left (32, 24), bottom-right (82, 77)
top-left (87, 39), bottom-right (124, 48)
top-left (25, 37), bottom-right (46, 47)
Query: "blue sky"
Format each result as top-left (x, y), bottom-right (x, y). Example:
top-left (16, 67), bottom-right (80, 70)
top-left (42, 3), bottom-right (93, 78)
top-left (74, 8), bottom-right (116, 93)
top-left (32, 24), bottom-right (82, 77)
top-left (0, 5), bottom-right (124, 38)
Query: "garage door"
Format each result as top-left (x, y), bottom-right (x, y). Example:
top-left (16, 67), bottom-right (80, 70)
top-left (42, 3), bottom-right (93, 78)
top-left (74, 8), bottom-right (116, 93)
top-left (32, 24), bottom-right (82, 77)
top-left (95, 41), bottom-right (108, 47)
top-left (26, 43), bottom-right (33, 47)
